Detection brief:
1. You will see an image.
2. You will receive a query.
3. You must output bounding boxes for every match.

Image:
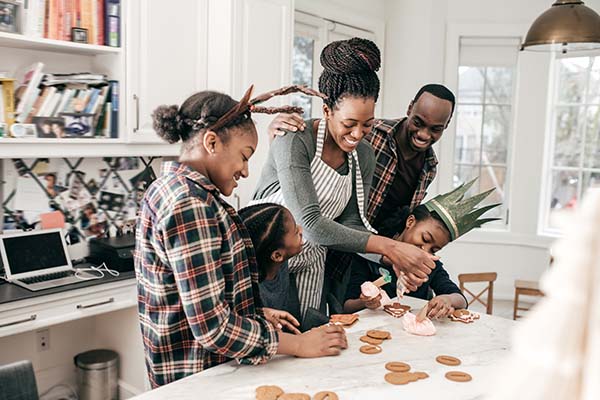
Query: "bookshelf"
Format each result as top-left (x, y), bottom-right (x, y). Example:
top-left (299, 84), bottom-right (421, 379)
top-left (0, 31), bottom-right (122, 56)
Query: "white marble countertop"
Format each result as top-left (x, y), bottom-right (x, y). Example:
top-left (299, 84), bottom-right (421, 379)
top-left (133, 297), bottom-right (515, 400)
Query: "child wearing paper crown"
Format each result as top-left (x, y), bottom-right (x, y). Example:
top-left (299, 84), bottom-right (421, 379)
top-left (344, 179), bottom-right (500, 319)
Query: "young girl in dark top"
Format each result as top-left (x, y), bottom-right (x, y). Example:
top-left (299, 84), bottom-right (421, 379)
top-left (344, 180), bottom-right (500, 319)
top-left (239, 203), bottom-right (303, 333)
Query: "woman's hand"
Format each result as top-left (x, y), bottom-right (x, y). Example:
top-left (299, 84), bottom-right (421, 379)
top-left (294, 324), bottom-right (348, 358)
top-left (263, 307), bottom-right (301, 334)
top-left (386, 241), bottom-right (438, 291)
top-left (426, 295), bottom-right (455, 319)
top-left (360, 292), bottom-right (382, 310)
top-left (267, 113), bottom-right (306, 140)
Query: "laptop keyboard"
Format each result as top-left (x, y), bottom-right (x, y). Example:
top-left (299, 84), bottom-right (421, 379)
top-left (20, 270), bottom-right (74, 284)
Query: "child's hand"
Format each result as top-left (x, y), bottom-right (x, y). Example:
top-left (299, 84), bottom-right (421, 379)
top-left (295, 324), bottom-right (347, 357)
top-left (263, 307), bottom-right (301, 334)
top-left (426, 295), bottom-right (455, 319)
top-left (360, 292), bottom-right (382, 310)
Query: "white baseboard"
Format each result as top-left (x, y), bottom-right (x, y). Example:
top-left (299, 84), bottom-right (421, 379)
top-left (119, 380), bottom-right (145, 399)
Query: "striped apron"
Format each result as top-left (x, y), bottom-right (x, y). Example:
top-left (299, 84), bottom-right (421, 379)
top-left (255, 119), bottom-right (375, 316)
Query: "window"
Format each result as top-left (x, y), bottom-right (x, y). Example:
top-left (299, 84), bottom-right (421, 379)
top-left (544, 55), bottom-right (600, 232)
top-left (454, 37), bottom-right (520, 226)
top-left (291, 12), bottom-right (377, 118)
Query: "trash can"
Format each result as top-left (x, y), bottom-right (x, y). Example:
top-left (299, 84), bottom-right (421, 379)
top-left (74, 349), bottom-right (119, 400)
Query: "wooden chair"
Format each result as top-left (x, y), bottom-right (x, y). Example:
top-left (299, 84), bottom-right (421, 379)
top-left (513, 280), bottom-right (544, 320)
top-left (458, 272), bottom-right (497, 315)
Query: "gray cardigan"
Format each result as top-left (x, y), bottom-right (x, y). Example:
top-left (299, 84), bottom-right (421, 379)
top-left (253, 119), bottom-right (375, 253)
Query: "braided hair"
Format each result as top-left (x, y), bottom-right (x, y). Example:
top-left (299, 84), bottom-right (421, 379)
top-left (151, 91), bottom-right (253, 145)
top-left (318, 37), bottom-right (381, 108)
top-left (238, 203), bottom-right (289, 281)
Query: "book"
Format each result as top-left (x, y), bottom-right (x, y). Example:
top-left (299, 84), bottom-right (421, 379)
top-left (105, 0), bottom-right (120, 47)
top-left (108, 80), bottom-right (118, 137)
top-left (81, 0), bottom-right (93, 44)
top-left (15, 62), bottom-right (45, 117)
top-left (96, 0), bottom-right (104, 46)
top-left (47, 0), bottom-right (59, 39)
top-left (37, 86), bottom-right (57, 116)
top-left (0, 79), bottom-right (16, 127)
top-left (24, 0), bottom-right (45, 38)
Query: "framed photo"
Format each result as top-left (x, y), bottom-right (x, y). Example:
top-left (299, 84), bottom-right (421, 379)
top-left (0, 0), bottom-right (20, 33)
top-left (9, 123), bottom-right (36, 138)
top-left (32, 116), bottom-right (65, 138)
top-left (71, 27), bottom-right (88, 43)
top-left (61, 112), bottom-right (94, 137)
top-left (0, 122), bottom-right (6, 137)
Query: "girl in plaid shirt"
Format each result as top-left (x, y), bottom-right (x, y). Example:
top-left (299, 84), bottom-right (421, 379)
top-left (135, 89), bottom-right (347, 387)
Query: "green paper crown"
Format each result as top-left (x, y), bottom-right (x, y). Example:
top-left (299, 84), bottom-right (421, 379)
top-left (424, 178), bottom-right (501, 241)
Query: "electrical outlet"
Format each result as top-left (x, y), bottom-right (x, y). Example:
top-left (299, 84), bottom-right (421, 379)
top-left (36, 329), bottom-right (50, 351)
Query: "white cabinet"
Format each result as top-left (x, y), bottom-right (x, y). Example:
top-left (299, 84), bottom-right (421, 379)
top-left (126, 0), bottom-right (209, 144)
top-left (210, 0), bottom-right (293, 208)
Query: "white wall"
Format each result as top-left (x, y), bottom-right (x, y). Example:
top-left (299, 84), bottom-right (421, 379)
top-left (380, 0), bottom-right (600, 300)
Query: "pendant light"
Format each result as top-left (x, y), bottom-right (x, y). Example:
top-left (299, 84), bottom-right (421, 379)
top-left (521, 0), bottom-right (600, 54)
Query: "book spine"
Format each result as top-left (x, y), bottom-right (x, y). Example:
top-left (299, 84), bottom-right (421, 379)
top-left (96, 0), bottom-right (104, 46)
top-left (0, 80), bottom-right (16, 127)
top-left (81, 0), bottom-right (92, 44)
top-left (64, 0), bottom-right (73, 41)
top-left (37, 86), bottom-right (57, 116)
top-left (48, 0), bottom-right (58, 39)
top-left (105, 0), bottom-right (119, 47)
top-left (24, 87), bottom-right (49, 123)
top-left (35, 0), bottom-right (47, 38)
top-left (57, 0), bottom-right (65, 40)
top-left (16, 62), bottom-right (44, 115)
top-left (109, 80), bottom-right (118, 138)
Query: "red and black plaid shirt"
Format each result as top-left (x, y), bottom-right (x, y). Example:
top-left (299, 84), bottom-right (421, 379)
top-left (327, 118), bottom-right (438, 282)
top-left (135, 162), bottom-right (278, 388)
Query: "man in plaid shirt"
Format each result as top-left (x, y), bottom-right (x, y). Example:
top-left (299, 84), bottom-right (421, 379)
top-left (268, 84), bottom-right (455, 283)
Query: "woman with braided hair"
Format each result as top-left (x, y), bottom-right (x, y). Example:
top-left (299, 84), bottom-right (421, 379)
top-left (253, 37), bottom-right (437, 321)
top-left (135, 87), bottom-right (347, 388)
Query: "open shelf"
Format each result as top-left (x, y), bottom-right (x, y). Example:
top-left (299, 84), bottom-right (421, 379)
top-left (0, 140), bottom-right (180, 158)
top-left (0, 31), bottom-right (122, 56)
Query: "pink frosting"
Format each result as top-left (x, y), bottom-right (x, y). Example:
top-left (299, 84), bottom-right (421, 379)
top-left (401, 312), bottom-right (436, 336)
top-left (361, 281), bottom-right (380, 298)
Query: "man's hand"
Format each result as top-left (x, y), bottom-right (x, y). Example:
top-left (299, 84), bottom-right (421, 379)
top-left (360, 292), bottom-right (382, 310)
top-left (267, 113), bottom-right (306, 140)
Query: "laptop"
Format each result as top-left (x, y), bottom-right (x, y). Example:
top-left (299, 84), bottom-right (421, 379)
top-left (0, 228), bottom-right (95, 291)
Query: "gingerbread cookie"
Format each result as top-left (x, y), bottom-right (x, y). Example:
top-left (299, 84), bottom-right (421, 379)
top-left (256, 385), bottom-right (284, 400)
top-left (445, 371), bottom-right (472, 382)
top-left (359, 344), bottom-right (382, 354)
top-left (278, 394), bottom-right (311, 400)
top-left (366, 329), bottom-right (391, 340)
top-left (385, 362), bottom-right (411, 372)
top-left (383, 303), bottom-right (411, 318)
top-left (436, 355), bottom-right (461, 366)
top-left (313, 391), bottom-right (339, 400)
top-left (330, 314), bottom-right (359, 327)
top-left (384, 370), bottom-right (429, 385)
top-left (449, 309), bottom-right (480, 324)
top-left (360, 335), bottom-right (383, 345)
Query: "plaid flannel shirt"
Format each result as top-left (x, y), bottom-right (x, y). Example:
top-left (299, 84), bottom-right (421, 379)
top-left (135, 162), bottom-right (279, 388)
top-left (327, 118), bottom-right (438, 282)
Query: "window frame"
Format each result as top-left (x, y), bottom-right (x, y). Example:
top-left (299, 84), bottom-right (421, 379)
top-left (539, 50), bottom-right (600, 236)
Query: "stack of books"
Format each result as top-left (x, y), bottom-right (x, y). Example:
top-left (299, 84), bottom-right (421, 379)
top-left (23, 0), bottom-right (121, 47)
top-left (2, 62), bottom-right (119, 139)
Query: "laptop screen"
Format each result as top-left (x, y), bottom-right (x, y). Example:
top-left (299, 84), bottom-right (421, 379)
top-left (2, 231), bottom-right (69, 275)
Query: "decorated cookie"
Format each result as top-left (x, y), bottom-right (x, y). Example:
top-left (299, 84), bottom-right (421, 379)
top-left (383, 303), bottom-right (411, 318)
top-left (436, 355), bottom-right (461, 366)
top-left (445, 371), bottom-right (472, 382)
top-left (359, 344), bottom-right (382, 354)
top-left (330, 314), bottom-right (359, 327)
top-left (385, 362), bottom-right (411, 372)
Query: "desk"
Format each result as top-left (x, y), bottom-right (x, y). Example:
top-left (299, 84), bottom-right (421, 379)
top-left (0, 269), bottom-right (137, 337)
top-left (132, 297), bottom-right (515, 400)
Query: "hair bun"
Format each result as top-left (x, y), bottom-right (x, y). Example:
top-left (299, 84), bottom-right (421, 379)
top-left (152, 104), bottom-right (184, 143)
top-left (320, 37), bottom-right (381, 75)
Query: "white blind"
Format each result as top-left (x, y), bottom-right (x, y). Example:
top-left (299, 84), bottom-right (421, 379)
top-left (459, 37), bottom-right (521, 67)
